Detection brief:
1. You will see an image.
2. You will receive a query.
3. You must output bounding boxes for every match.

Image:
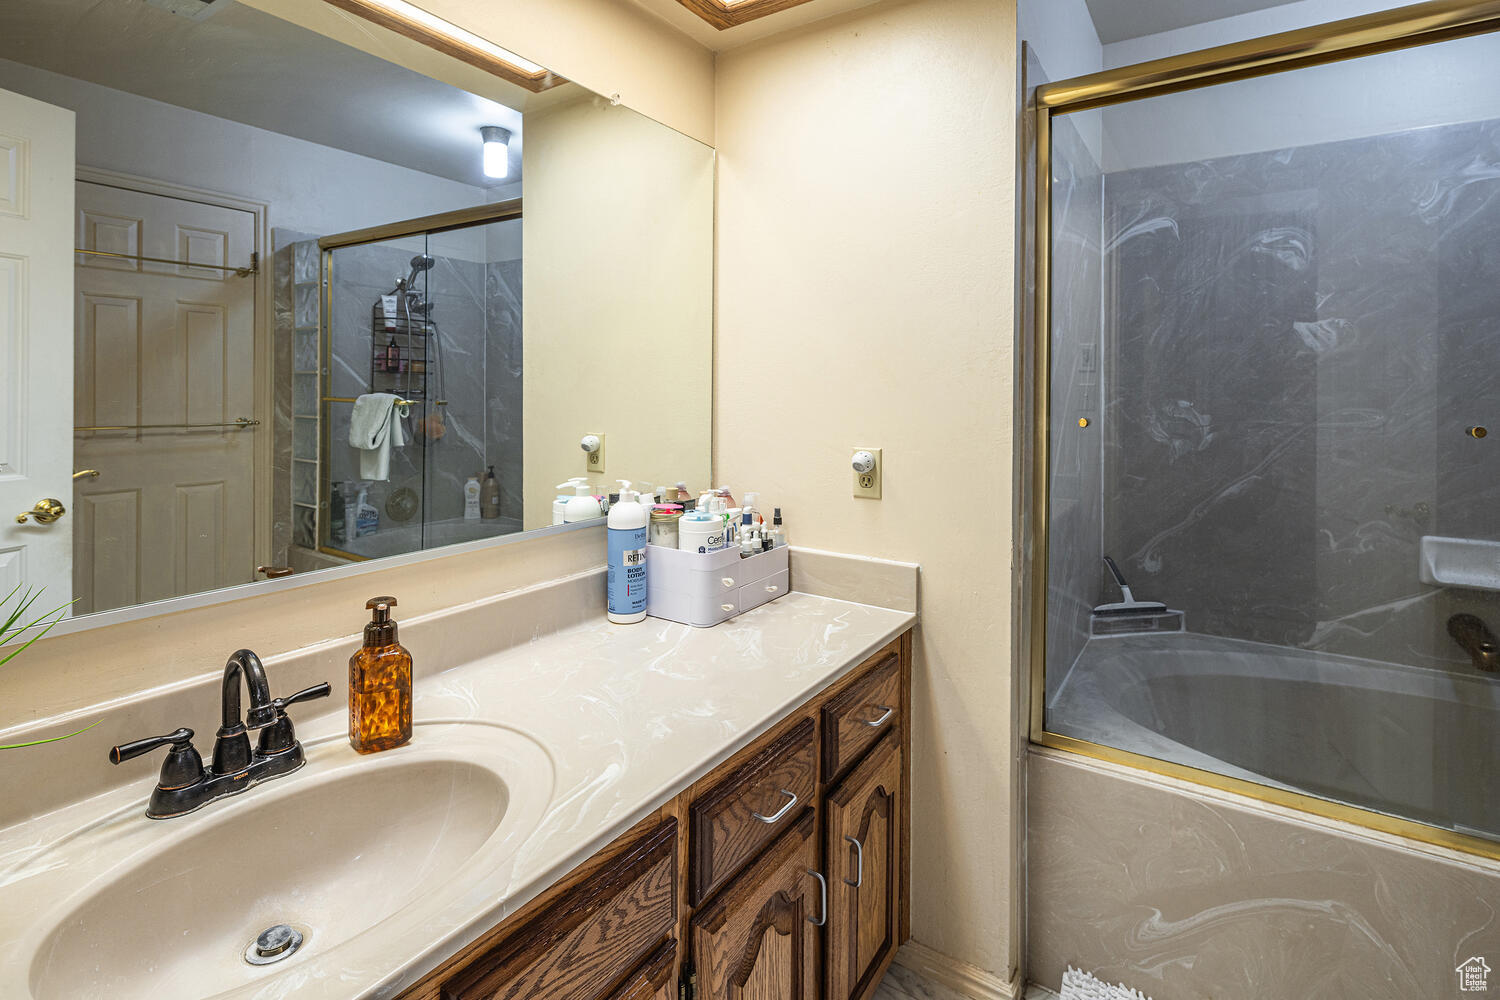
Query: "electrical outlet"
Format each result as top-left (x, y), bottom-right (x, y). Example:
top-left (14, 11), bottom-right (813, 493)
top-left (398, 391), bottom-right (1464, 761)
top-left (852, 448), bottom-right (881, 499)
top-left (584, 434), bottom-right (605, 474)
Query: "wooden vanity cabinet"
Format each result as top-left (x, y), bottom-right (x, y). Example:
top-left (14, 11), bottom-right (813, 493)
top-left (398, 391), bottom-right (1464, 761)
top-left (824, 732), bottom-right (901, 1000)
top-left (398, 631), bottom-right (911, 1000)
top-left (689, 811), bottom-right (823, 1000)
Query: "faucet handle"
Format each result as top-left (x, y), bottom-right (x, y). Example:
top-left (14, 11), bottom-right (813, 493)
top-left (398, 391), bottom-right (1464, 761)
top-left (257, 683), bottom-right (331, 756)
top-left (109, 727), bottom-right (195, 764)
top-left (109, 728), bottom-right (204, 792)
top-left (274, 683), bottom-right (331, 713)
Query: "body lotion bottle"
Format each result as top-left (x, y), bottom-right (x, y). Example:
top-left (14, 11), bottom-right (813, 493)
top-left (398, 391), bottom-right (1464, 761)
top-left (349, 596), bottom-right (413, 754)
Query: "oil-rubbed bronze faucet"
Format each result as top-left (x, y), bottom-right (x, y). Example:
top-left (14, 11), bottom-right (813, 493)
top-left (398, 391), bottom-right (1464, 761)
top-left (109, 649), bottom-right (329, 819)
top-left (1447, 614), bottom-right (1499, 673)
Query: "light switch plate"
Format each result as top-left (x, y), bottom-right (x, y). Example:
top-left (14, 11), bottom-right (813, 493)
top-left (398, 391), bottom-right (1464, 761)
top-left (853, 447), bottom-right (881, 499)
top-left (586, 434), bottom-right (605, 474)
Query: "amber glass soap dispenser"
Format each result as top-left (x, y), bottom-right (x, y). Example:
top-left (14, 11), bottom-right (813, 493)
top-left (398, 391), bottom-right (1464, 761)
top-left (348, 596), bottom-right (413, 754)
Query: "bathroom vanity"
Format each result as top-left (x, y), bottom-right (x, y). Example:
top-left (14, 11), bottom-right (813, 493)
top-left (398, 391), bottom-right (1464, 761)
top-left (397, 633), bottom-right (911, 1000)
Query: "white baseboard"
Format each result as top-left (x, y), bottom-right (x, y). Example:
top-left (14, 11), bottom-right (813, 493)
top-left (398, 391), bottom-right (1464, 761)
top-left (892, 940), bottom-right (1021, 1000)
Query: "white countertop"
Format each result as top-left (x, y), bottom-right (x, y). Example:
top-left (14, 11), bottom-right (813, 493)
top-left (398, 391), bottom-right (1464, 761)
top-left (0, 591), bottom-right (913, 999)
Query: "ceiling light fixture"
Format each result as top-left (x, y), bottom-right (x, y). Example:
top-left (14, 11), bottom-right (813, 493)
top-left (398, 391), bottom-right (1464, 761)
top-left (320, 0), bottom-right (562, 91)
top-left (480, 126), bottom-right (511, 180)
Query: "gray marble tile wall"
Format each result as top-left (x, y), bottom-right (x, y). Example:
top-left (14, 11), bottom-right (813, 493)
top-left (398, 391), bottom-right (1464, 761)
top-left (1046, 112), bottom-right (1105, 687)
top-left (486, 257), bottom-right (523, 521)
top-left (1027, 749), bottom-right (1500, 1000)
top-left (1097, 117), bottom-right (1500, 672)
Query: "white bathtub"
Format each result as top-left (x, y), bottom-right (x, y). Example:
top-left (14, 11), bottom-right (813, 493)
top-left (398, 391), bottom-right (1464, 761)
top-left (1047, 632), bottom-right (1500, 841)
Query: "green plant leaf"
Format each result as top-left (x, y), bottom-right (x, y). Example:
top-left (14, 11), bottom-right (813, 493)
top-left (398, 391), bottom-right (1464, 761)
top-left (0, 598), bottom-right (70, 669)
top-left (0, 718), bottom-right (102, 750)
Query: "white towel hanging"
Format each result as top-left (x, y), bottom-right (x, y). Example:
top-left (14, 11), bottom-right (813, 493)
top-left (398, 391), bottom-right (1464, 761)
top-left (347, 393), bottom-right (407, 481)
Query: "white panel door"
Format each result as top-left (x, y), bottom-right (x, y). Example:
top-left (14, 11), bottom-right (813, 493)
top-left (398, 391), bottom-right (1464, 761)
top-left (73, 182), bottom-right (257, 614)
top-left (0, 89), bottom-right (74, 612)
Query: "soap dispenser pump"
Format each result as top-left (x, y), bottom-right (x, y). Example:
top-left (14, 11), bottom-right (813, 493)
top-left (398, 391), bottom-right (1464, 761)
top-left (348, 596), bottom-right (413, 754)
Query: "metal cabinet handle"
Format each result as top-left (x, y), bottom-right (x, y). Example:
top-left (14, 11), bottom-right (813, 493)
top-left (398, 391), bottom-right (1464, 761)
top-left (843, 835), bottom-right (864, 887)
top-left (751, 788), bottom-right (798, 824)
top-left (807, 869), bottom-right (828, 926)
top-left (861, 705), bottom-right (895, 729)
top-left (15, 499), bottom-right (66, 524)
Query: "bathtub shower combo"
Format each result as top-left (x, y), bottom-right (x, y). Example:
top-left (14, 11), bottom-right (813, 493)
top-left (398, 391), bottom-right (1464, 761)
top-left (1033, 17), bottom-right (1500, 856)
top-left (316, 205), bottom-right (524, 560)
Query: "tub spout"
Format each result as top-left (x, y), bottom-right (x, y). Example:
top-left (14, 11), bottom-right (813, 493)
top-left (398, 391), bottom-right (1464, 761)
top-left (1447, 613), bottom-right (1499, 672)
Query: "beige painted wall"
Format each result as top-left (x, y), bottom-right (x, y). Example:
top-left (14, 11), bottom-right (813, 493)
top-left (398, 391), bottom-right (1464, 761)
top-left (715, 0), bottom-right (1020, 982)
top-left (243, 0), bottom-right (716, 146)
top-left (521, 94), bottom-right (715, 528)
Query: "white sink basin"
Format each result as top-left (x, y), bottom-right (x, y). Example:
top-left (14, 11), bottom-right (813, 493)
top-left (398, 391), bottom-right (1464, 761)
top-left (10, 722), bottom-right (553, 1000)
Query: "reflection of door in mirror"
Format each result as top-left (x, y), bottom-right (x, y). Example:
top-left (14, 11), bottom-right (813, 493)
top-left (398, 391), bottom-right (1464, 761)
top-left (0, 88), bottom-right (74, 613)
top-left (72, 181), bottom-right (258, 615)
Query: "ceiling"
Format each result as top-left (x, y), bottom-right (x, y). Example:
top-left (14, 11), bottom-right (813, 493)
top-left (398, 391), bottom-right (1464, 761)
top-left (627, 0), bottom-right (886, 51)
top-left (1083, 0), bottom-right (1306, 44)
top-left (0, 0), bottom-right (529, 187)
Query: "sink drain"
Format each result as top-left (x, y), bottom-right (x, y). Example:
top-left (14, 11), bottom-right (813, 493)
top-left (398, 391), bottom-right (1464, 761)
top-left (244, 924), bottom-right (304, 966)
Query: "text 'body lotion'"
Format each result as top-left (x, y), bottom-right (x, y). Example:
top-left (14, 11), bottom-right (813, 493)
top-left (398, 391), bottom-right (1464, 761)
top-left (608, 480), bottom-right (648, 624)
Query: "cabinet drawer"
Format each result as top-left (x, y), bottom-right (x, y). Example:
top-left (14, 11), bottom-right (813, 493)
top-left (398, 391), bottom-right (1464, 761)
top-left (690, 717), bottom-right (817, 906)
top-left (737, 569), bottom-right (789, 615)
top-left (821, 653), bottom-right (900, 781)
top-left (442, 820), bottom-right (677, 1000)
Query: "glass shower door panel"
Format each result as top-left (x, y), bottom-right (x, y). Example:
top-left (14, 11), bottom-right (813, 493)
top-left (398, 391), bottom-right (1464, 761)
top-left (322, 233), bottom-right (430, 559)
top-left (1041, 29), bottom-right (1500, 846)
top-left (418, 218), bottom-right (523, 548)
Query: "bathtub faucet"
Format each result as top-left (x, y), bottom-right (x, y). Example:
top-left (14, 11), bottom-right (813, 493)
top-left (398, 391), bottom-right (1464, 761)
top-left (1447, 614), bottom-right (1499, 672)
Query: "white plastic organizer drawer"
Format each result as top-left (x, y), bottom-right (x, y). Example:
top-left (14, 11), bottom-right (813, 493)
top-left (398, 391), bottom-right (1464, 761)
top-left (646, 543), bottom-right (788, 628)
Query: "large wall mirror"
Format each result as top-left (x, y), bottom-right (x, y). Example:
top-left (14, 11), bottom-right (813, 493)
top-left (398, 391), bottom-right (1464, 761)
top-left (0, 0), bottom-right (713, 620)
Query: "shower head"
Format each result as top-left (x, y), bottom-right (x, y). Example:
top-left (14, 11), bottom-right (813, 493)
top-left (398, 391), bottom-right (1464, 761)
top-left (405, 254), bottom-right (435, 289)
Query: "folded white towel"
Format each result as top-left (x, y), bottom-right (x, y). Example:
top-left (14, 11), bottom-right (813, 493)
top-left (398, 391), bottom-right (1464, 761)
top-left (347, 393), bottom-right (407, 481)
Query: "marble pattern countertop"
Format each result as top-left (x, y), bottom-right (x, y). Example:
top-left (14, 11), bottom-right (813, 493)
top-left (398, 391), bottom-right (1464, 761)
top-left (0, 591), bottom-right (913, 1000)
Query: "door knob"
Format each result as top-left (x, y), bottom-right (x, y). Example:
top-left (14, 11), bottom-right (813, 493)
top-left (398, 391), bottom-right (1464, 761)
top-left (16, 499), bottom-right (66, 524)
top-left (72, 469), bottom-right (100, 480)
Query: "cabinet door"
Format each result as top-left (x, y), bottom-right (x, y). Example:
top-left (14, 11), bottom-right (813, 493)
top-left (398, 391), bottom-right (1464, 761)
top-left (825, 731), bottom-right (901, 1000)
top-left (690, 811), bottom-right (822, 1000)
top-left (601, 939), bottom-right (678, 1000)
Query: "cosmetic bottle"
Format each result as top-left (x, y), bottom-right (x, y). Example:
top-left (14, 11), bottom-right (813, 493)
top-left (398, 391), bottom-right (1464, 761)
top-left (343, 483), bottom-right (358, 541)
top-left (771, 508), bottom-right (786, 548)
top-left (563, 480), bottom-right (604, 522)
top-left (463, 476), bottom-right (481, 520)
top-left (348, 596), bottom-right (412, 754)
top-left (554, 479), bottom-right (585, 525)
top-left (607, 481), bottom-right (649, 624)
top-left (330, 482), bottom-right (346, 543)
top-left (356, 487), bottom-right (380, 537)
top-left (678, 509), bottom-right (725, 554)
top-left (650, 504), bottom-right (683, 548)
top-left (480, 466), bottom-right (501, 519)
